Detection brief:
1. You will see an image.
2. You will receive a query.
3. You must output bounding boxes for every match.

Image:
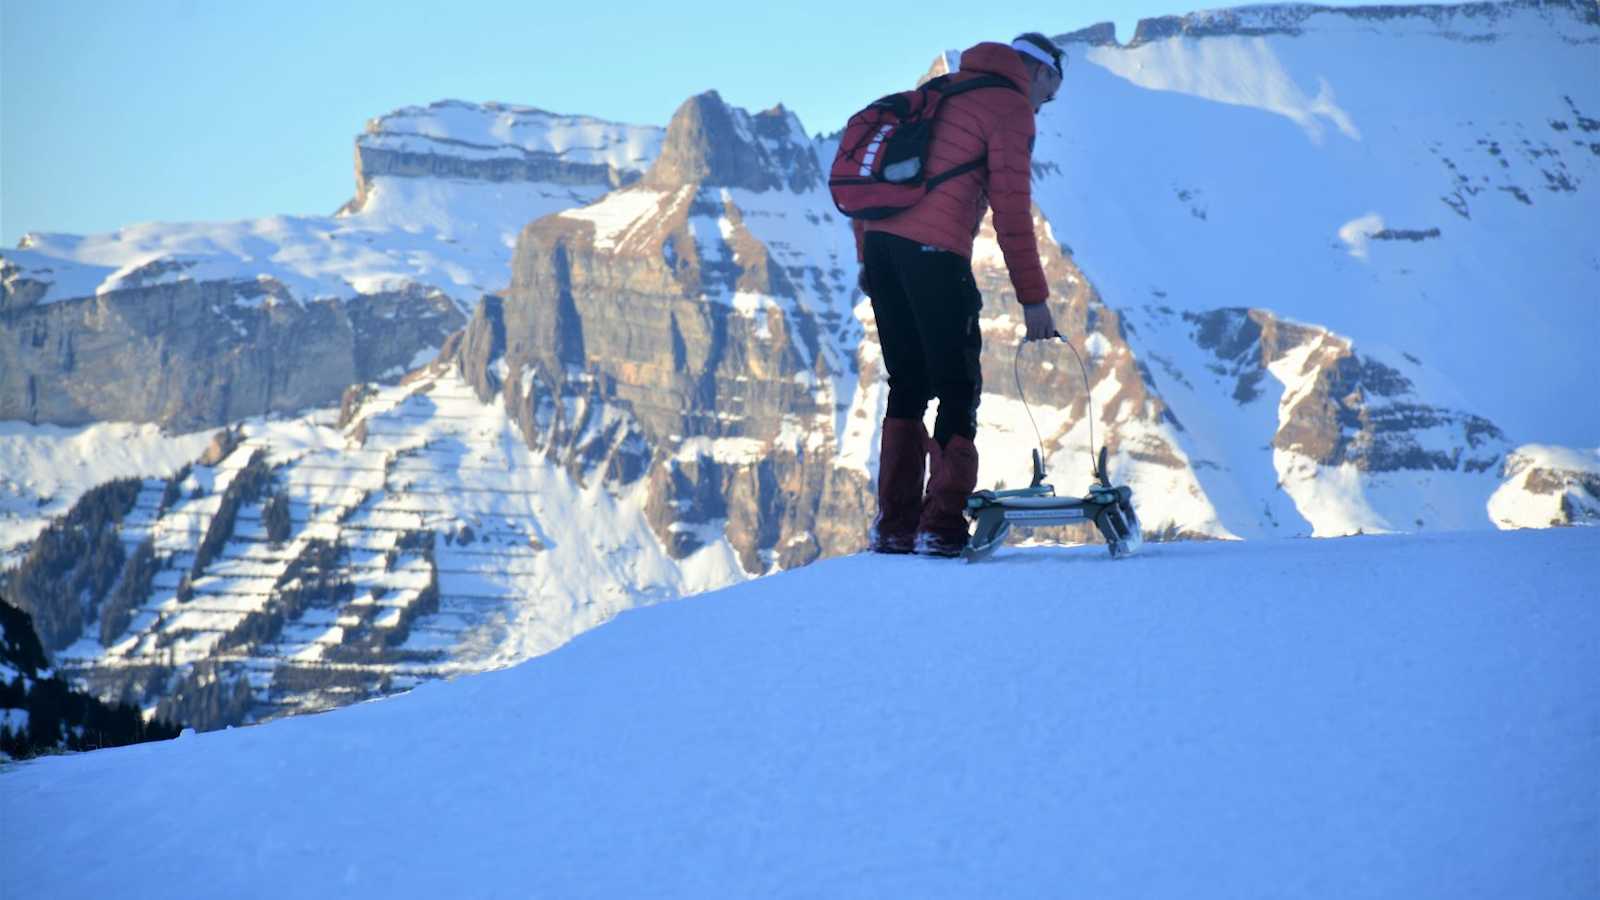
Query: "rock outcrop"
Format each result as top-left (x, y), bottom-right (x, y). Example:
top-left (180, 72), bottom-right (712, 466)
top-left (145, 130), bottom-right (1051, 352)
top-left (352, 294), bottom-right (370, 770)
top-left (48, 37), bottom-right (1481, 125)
top-left (1182, 308), bottom-right (1505, 473)
top-left (470, 91), bottom-right (868, 573)
top-left (643, 93), bottom-right (821, 193)
top-left (0, 279), bottom-right (463, 429)
top-left (1489, 446), bottom-right (1600, 527)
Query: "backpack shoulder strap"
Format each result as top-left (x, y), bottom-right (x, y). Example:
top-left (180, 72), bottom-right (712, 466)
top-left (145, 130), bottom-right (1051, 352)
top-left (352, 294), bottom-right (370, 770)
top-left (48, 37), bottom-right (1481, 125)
top-left (929, 72), bottom-right (1024, 99)
top-left (920, 74), bottom-right (1026, 189)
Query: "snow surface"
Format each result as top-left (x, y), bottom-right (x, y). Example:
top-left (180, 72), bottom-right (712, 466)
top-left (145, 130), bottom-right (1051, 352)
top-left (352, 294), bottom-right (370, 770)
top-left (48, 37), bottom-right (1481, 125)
top-left (0, 422), bottom-right (215, 566)
top-left (363, 100), bottom-right (663, 172)
top-left (4, 527), bottom-right (1597, 898)
top-left (558, 187), bottom-right (670, 250)
top-left (1045, 4), bottom-right (1600, 446)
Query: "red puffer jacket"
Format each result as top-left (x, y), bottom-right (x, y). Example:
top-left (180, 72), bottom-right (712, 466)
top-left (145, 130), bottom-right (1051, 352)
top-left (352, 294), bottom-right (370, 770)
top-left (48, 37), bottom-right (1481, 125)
top-left (853, 41), bottom-right (1049, 305)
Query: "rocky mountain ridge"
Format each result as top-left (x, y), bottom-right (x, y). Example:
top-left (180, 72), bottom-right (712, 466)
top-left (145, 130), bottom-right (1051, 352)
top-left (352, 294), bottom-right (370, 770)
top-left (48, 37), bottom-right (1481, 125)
top-left (1060, 0), bottom-right (1600, 46)
top-left (1, 103), bottom-right (670, 429)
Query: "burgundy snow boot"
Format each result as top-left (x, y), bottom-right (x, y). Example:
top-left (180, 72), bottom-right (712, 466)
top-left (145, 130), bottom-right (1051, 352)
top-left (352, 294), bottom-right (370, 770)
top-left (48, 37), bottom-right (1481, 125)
top-left (869, 417), bottom-right (929, 553)
top-left (916, 434), bottom-right (978, 557)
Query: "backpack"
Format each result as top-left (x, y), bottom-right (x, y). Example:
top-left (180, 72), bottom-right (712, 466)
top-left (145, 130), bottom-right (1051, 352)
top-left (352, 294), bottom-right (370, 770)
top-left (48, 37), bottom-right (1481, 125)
top-left (828, 73), bottom-right (1020, 221)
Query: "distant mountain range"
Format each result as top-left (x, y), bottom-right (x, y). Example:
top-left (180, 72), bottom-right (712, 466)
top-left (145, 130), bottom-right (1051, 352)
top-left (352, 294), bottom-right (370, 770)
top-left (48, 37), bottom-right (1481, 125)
top-left (1, 0), bottom-right (1596, 730)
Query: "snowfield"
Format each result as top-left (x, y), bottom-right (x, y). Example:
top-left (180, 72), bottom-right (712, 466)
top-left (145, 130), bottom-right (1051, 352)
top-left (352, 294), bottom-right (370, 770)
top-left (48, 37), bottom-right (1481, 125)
top-left (5, 527), bottom-right (1597, 898)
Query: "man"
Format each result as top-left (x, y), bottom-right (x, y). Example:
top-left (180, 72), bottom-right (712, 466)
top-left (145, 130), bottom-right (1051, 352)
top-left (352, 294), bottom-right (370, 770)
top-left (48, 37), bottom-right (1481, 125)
top-left (855, 33), bottom-right (1064, 557)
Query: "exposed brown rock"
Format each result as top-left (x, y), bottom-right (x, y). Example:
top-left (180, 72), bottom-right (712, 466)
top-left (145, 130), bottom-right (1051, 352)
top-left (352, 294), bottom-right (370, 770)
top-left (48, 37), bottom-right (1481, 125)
top-left (643, 92), bottom-right (821, 193)
top-left (198, 427), bottom-right (243, 466)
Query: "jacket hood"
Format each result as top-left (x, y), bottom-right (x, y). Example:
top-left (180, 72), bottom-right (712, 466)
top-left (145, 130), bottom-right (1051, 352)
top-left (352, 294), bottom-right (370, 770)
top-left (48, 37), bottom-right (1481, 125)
top-left (958, 41), bottom-right (1031, 93)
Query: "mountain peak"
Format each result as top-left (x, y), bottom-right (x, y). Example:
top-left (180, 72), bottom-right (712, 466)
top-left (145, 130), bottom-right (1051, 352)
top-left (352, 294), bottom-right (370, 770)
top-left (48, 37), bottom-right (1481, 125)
top-left (643, 91), bottom-right (821, 193)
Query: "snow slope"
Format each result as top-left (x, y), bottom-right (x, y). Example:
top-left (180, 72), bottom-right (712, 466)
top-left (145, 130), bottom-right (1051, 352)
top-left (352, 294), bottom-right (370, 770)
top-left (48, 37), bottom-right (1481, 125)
top-left (360, 100), bottom-right (662, 172)
top-left (1043, 1), bottom-right (1600, 447)
top-left (6, 527), bottom-right (1597, 898)
top-left (21, 364), bottom-right (751, 724)
top-left (0, 422), bottom-right (215, 564)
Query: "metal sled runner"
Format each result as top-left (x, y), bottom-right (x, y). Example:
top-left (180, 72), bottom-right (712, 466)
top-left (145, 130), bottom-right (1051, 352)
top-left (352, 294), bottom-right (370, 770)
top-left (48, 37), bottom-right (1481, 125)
top-left (962, 334), bottom-right (1144, 563)
top-left (963, 446), bottom-right (1143, 562)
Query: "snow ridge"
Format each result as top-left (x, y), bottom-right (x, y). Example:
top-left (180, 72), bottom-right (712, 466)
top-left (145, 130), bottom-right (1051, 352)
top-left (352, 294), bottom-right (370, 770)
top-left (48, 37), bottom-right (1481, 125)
top-left (358, 99), bottom-right (664, 175)
top-left (1103, 0), bottom-right (1600, 47)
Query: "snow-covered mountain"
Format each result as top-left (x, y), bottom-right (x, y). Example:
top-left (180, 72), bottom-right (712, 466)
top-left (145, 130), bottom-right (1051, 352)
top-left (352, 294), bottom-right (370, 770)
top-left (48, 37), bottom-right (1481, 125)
top-left (1046, 0), bottom-right (1599, 451)
top-left (3, 369), bottom-right (748, 728)
top-left (1, 0), bottom-right (1596, 728)
top-left (6, 527), bottom-right (1598, 897)
top-left (0, 103), bottom-right (664, 428)
top-left (5, 101), bottom-right (662, 312)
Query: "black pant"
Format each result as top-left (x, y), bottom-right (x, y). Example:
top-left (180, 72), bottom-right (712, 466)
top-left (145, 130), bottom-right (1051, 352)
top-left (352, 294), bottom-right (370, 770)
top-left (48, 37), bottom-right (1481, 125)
top-left (863, 231), bottom-right (983, 446)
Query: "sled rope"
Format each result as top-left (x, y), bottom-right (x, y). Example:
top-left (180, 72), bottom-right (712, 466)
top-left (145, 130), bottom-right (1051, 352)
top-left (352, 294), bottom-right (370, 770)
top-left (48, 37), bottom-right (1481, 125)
top-left (1013, 330), bottom-right (1101, 484)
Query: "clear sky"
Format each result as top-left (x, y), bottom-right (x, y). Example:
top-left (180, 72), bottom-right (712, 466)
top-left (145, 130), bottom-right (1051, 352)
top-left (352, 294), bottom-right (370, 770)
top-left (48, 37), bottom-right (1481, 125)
top-left (4, 0), bottom-right (1366, 245)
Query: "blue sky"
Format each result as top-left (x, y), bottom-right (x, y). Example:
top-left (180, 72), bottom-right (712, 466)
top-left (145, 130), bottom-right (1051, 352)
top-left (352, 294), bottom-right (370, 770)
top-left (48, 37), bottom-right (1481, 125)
top-left (5, 1), bottom-right (1361, 244)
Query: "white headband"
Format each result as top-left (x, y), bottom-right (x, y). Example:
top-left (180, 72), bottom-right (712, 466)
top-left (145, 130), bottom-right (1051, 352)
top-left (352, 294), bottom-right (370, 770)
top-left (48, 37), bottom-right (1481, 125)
top-left (1012, 39), bottom-right (1061, 75)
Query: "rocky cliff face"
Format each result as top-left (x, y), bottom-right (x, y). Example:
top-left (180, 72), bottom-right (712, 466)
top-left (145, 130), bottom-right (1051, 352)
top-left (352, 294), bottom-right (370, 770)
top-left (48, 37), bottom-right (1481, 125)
top-left (1489, 446), bottom-right (1600, 527)
top-left (459, 91), bottom-right (869, 573)
top-left (0, 279), bottom-right (462, 430)
top-left (1179, 307), bottom-right (1505, 473)
top-left (642, 94), bottom-right (821, 193)
top-left (0, 100), bottom-right (671, 431)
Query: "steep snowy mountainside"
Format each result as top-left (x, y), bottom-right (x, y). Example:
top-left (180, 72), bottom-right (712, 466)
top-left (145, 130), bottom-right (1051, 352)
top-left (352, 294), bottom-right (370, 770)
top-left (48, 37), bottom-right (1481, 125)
top-left (0, 423), bottom-right (215, 567)
top-left (1120, 0), bottom-right (1600, 42)
top-left (1045, 0), bottom-right (1599, 446)
top-left (0, 361), bottom-right (749, 730)
top-left (1488, 443), bottom-right (1600, 526)
top-left (7, 528), bottom-right (1597, 898)
top-left (1122, 304), bottom-right (1516, 536)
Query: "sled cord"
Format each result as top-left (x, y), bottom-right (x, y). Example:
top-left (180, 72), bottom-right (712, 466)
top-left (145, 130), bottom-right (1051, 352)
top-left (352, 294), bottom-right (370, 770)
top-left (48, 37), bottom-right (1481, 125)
top-left (1014, 331), bottom-right (1100, 483)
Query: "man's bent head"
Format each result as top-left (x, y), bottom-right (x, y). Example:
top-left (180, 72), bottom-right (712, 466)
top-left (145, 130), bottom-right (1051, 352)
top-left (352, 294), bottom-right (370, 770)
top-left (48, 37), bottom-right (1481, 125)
top-left (1012, 32), bottom-right (1065, 111)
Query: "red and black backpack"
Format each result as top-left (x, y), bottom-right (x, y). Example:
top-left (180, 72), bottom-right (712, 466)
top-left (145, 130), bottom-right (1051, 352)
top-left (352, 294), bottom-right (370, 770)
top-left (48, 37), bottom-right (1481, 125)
top-left (828, 73), bottom-right (1021, 220)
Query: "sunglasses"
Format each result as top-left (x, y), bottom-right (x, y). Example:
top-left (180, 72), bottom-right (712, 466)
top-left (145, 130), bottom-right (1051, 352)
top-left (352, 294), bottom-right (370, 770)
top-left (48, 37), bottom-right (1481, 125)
top-left (1039, 65), bottom-right (1063, 105)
